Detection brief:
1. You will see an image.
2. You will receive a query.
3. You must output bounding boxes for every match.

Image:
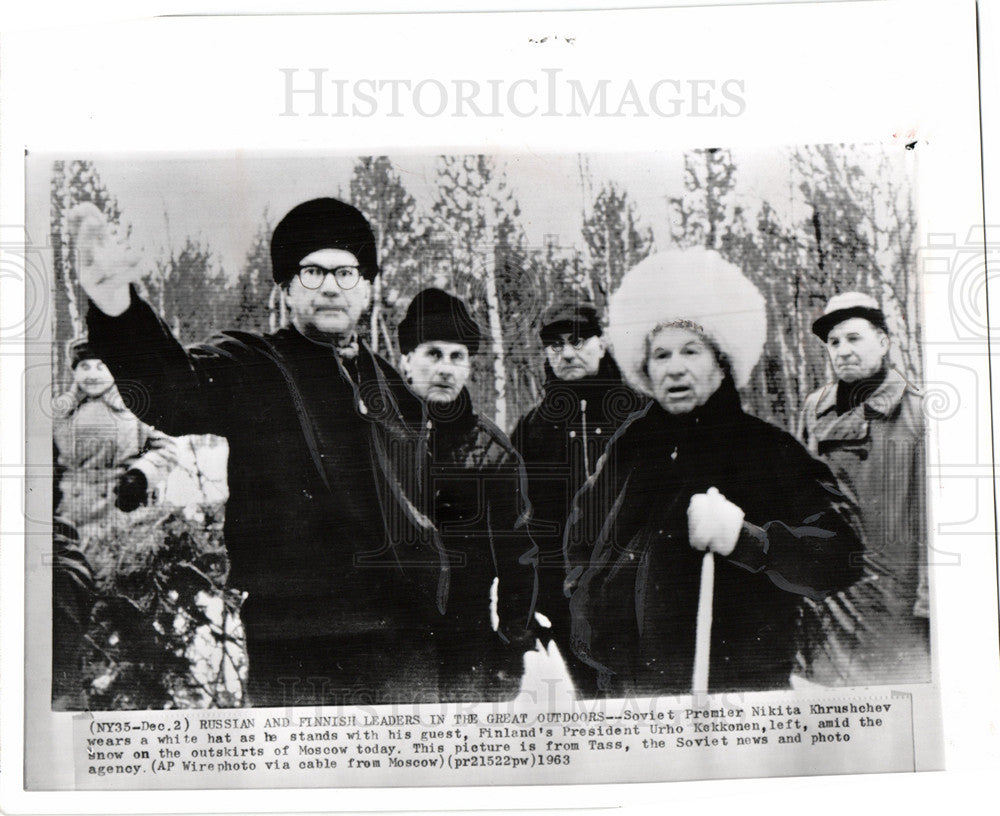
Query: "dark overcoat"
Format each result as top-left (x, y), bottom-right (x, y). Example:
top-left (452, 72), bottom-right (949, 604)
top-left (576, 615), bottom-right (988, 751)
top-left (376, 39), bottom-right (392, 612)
top-left (86, 290), bottom-right (464, 704)
top-left (511, 355), bottom-right (643, 694)
top-left (370, 383), bottom-right (538, 700)
top-left (566, 380), bottom-right (864, 696)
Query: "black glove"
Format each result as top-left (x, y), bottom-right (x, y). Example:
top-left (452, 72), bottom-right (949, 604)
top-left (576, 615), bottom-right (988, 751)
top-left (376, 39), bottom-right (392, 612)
top-left (115, 469), bottom-right (148, 512)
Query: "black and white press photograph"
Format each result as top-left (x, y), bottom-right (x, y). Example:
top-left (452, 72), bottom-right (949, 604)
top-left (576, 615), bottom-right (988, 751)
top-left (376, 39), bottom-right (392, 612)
top-left (7, 1), bottom-right (996, 809)
top-left (36, 146), bottom-right (931, 714)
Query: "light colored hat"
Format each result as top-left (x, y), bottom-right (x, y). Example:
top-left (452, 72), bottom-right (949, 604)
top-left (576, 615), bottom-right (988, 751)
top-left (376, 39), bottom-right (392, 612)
top-left (607, 249), bottom-right (767, 392)
top-left (811, 291), bottom-right (888, 341)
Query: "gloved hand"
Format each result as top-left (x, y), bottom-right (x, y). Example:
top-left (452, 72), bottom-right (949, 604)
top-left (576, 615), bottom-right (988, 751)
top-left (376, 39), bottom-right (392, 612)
top-left (115, 469), bottom-right (149, 512)
top-left (687, 486), bottom-right (745, 556)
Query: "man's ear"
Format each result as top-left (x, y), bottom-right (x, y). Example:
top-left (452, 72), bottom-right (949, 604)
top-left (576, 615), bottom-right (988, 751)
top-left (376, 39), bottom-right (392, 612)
top-left (398, 352), bottom-right (412, 381)
top-left (596, 335), bottom-right (608, 359)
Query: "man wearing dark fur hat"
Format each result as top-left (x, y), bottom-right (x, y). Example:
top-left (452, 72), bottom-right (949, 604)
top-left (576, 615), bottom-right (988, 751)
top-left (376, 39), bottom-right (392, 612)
top-left (511, 300), bottom-right (642, 698)
top-left (374, 288), bottom-right (538, 700)
top-left (75, 198), bottom-right (455, 706)
top-left (797, 292), bottom-right (929, 685)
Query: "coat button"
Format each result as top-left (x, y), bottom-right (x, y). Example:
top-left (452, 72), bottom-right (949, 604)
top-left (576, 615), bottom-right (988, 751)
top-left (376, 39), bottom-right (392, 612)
top-left (569, 431), bottom-right (576, 438)
top-left (595, 428), bottom-right (602, 435)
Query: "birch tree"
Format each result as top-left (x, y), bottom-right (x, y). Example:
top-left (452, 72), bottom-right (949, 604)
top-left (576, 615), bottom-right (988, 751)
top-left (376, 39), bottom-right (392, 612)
top-left (669, 147), bottom-right (818, 427)
top-left (580, 182), bottom-right (654, 311)
top-left (430, 155), bottom-right (525, 428)
top-left (667, 145), bottom-right (920, 430)
top-left (792, 144), bottom-right (921, 382)
top-left (667, 148), bottom-right (740, 252)
top-left (349, 157), bottom-right (426, 358)
top-left (50, 160), bottom-right (124, 381)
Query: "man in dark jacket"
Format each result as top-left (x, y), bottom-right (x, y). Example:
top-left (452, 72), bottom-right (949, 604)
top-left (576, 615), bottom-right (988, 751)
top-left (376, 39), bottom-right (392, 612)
top-left (77, 198), bottom-right (451, 706)
top-left (511, 301), bottom-right (643, 697)
top-left (373, 288), bottom-right (537, 700)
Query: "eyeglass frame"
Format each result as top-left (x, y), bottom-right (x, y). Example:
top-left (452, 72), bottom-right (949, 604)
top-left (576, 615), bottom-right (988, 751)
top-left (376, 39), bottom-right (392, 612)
top-left (544, 334), bottom-right (592, 352)
top-left (296, 264), bottom-right (362, 291)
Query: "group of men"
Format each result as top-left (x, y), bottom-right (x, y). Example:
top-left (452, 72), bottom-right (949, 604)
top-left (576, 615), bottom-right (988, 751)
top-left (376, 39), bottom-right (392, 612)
top-left (63, 195), bottom-right (929, 707)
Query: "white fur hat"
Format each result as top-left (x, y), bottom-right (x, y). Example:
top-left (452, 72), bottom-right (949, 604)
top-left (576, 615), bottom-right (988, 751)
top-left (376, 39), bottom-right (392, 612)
top-left (607, 249), bottom-right (767, 392)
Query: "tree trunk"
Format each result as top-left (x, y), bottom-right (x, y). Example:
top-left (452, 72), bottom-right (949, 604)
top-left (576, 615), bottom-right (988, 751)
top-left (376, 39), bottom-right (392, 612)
top-left (604, 222), bottom-right (613, 304)
top-left (483, 256), bottom-right (508, 429)
top-left (370, 274), bottom-right (383, 352)
top-left (59, 175), bottom-right (82, 339)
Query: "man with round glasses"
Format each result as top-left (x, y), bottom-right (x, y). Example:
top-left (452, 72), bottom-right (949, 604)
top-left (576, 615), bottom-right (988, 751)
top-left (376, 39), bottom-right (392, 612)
top-left (296, 263), bottom-right (361, 290)
top-left (79, 197), bottom-right (457, 706)
top-left (512, 300), bottom-right (643, 697)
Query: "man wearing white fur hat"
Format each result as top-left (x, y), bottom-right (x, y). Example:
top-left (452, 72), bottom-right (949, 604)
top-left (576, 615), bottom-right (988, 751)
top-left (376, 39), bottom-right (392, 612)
top-left (796, 292), bottom-right (929, 685)
top-left (565, 249), bottom-right (863, 696)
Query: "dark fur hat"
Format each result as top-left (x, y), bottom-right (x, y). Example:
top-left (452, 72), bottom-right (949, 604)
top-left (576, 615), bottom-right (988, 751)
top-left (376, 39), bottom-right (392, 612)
top-left (270, 198), bottom-right (378, 285)
top-left (398, 289), bottom-right (482, 355)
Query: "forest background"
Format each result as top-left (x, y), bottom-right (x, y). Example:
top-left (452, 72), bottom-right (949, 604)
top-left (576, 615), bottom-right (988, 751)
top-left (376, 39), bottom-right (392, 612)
top-left (50, 146), bottom-right (921, 432)
top-left (45, 146), bottom-right (920, 708)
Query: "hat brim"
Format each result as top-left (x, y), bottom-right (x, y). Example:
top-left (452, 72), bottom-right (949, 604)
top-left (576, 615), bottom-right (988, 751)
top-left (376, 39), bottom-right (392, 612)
top-left (812, 307), bottom-right (888, 341)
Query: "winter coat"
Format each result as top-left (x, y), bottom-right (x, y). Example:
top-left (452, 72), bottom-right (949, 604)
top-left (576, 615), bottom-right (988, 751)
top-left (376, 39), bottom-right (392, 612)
top-left (566, 380), bottom-right (864, 696)
top-left (796, 368), bottom-right (929, 684)
top-left (511, 355), bottom-right (643, 695)
top-left (368, 381), bottom-right (538, 699)
top-left (511, 356), bottom-right (643, 589)
top-left (86, 290), bottom-right (461, 704)
top-left (52, 387), bottom-right (177, 544)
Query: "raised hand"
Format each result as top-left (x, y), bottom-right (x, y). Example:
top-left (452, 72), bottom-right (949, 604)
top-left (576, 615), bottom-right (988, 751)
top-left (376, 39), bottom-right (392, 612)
top-left (66, 202), bottom-right (141, 317)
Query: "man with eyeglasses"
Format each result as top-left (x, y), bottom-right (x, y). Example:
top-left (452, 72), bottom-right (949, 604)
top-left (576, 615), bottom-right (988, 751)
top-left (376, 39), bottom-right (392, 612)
top-left (512, 300), bottom-right (643, 697)
top-left (79, 197), bottom-right (451, 706)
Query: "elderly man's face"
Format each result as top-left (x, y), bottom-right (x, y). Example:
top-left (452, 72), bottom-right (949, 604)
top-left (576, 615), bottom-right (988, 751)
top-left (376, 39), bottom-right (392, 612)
top-left (646, 326), bottom-right (724, 415)
top-left (73, 358), bottom-right (115, 399)
top-left (401, 341), bottom-right (471, 403)
top-left (825, 317), bottom-right (889, 383)
top-left (285, 248), bottom-right (371, 341)
top-left (544, 332), bottom-right (605, 381)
